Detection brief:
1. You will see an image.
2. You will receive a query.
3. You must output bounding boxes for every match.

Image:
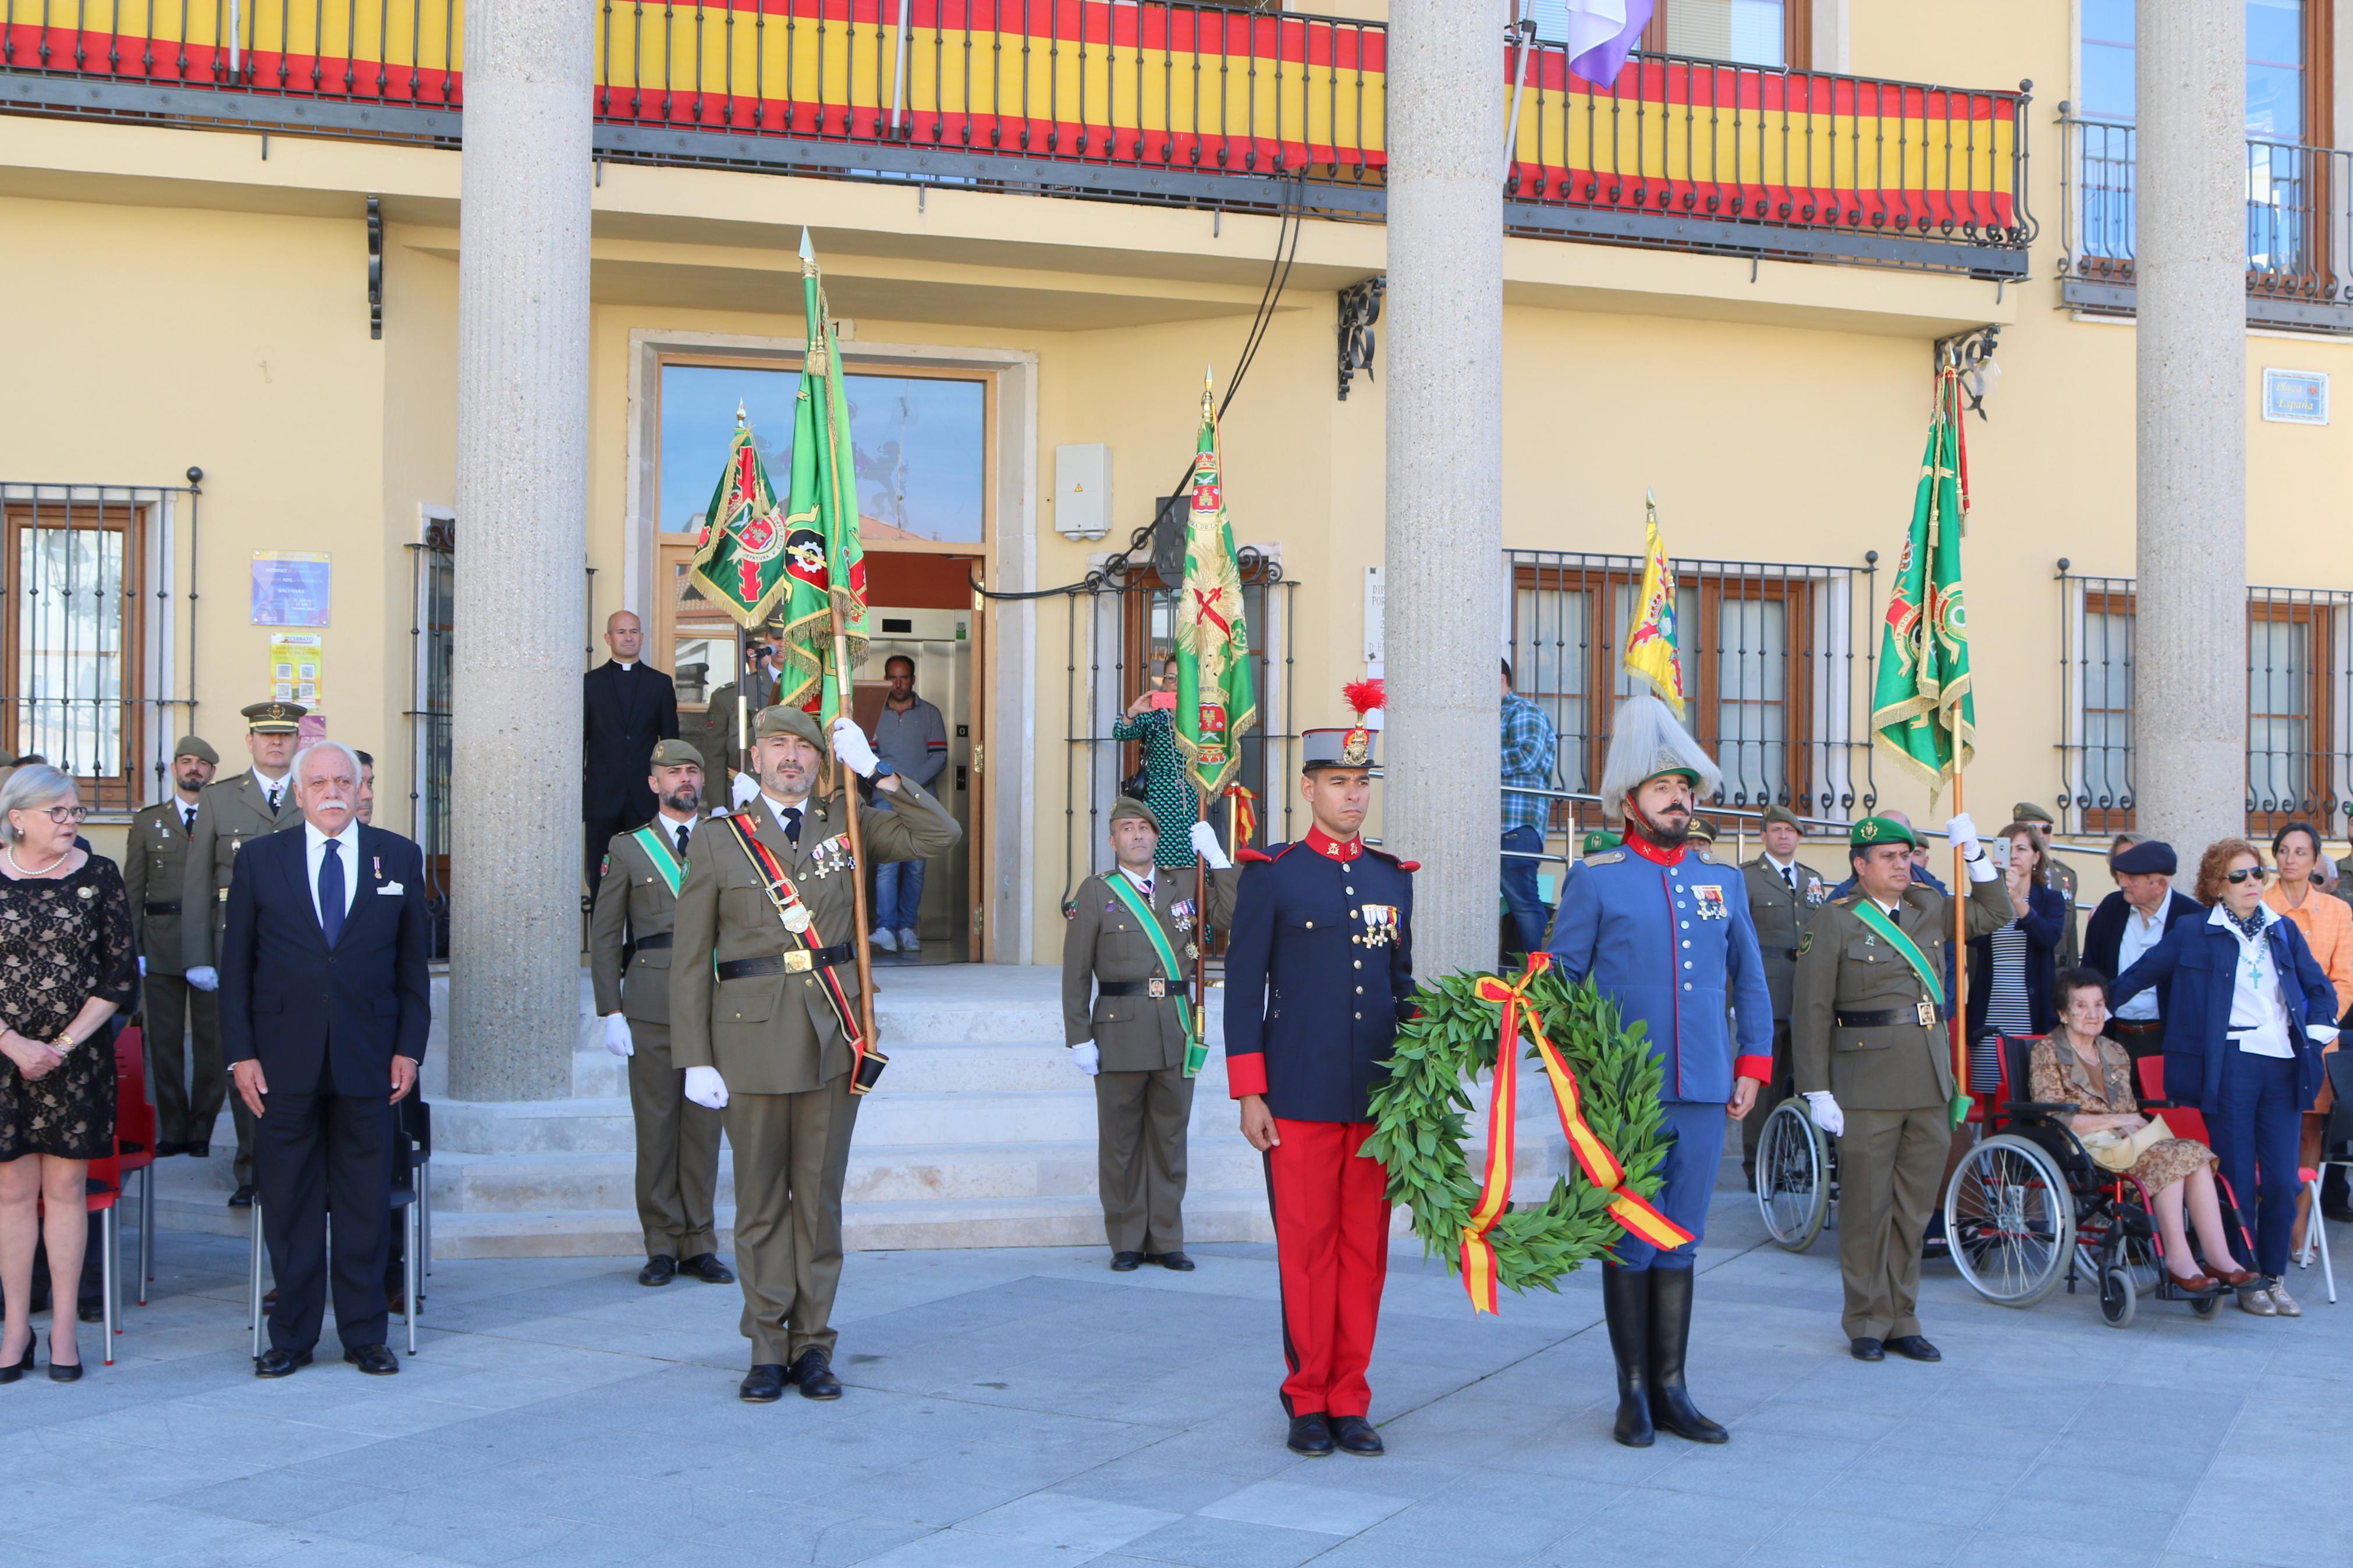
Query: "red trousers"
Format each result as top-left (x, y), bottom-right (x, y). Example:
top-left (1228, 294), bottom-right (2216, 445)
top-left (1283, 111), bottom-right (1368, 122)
top-left (1264, 1119), bottom-right (1391, 1418)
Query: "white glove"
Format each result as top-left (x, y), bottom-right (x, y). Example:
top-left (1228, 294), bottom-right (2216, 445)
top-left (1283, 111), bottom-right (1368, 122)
top-left (1945, 812), bottom-right (1995, 881)
top-left (603, 1014), bottom-right (634, 1058)
top-left (1189, 822), bottom-right (1231, 870)
top-left (186, 966), bottom-right (219, 993)
top-left (1070, 1041), bottom-right (1101, 1076)
top-left (731, 770), bottom-right (761, 808)
top-left (831, 717), bottom-right (879, 778)
top-left (683, 1065), bottom-right (729, 1110)
top-left (137, 956), bottom-right (147, 977)
top-left (1803, 1091), bottom-right (1844, 1137)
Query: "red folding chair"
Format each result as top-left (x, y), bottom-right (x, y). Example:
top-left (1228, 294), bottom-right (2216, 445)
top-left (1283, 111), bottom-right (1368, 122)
top-left (111, 1027), bottom-right (158, 1306)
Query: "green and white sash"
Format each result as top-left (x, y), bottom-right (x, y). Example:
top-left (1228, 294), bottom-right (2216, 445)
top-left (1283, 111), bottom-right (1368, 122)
top-left (1101, 871), bottom-right (1199, 1073)
top-left (631, 826), bottom-right (687, 898)
top-left (1849, 899), bottom-right (1944, 1008)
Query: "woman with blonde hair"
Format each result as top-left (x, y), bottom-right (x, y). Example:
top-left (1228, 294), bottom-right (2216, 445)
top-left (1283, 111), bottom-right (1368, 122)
top-left (0, 765), bottom-right (136, 1381)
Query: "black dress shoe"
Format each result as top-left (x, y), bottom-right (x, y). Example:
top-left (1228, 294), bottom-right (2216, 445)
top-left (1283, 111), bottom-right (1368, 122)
top-left (1885, 1335), bottom-right (1942, 1363)
top-left (1109, 1251), bottom-right (1144, 1272)
top-left (740, 1364), bottom-right (787, 1403)
top-left (254, 1347), bottom-right (312, 1379)
top-left (637, 1254), bottom-right (677, 1286)
top-left (1850, 1337), bottom-right (1886, 1362)
top-left (1155, 1251), bottom-right (1196, 1272)
top-left (2326, 1204), bottom-right (2353, 1225)
top-left (678, 1253), bottom-right (736, 1285)
top-left (344, 1344), bottom-right (400, 1376)
top-left (228, 1185), bottom-right (255, 1208)
top-left (1286, 1413), bottom-right (1335, 1456)
top-left (154, 1140), bottom-right (186, 1158)
top-left (1330, 1415), bottom-right (1385, 1456)
top-left (75, 1299), bottom-right (104, 1325)
top-left (187, 1143), bottom-right (210, 1158)
top-left (786, 1348), bottom-right (842, 1400)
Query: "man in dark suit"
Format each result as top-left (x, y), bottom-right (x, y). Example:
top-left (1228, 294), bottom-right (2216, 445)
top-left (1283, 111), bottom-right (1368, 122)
top-left (2083, 839), bottom-right (2202, 1062)
top-left (222, 739), bottom-right (431, 1379)
top-left (584, 610), bottom-right (681, 903)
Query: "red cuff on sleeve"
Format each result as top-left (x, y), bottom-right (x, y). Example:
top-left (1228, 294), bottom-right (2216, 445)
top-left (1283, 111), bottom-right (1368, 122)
top-left (1227, 1052), bottom-right (1269, 1098)
top-left (1734, 1055), bottom-right (1773, 1083)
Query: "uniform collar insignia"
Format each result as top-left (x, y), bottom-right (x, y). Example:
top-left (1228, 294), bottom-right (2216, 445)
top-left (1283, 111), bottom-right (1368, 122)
top-left (1623, 831), bottom-right (1685, 868)
top-left (1305, 824), bottom-right (1363, 862)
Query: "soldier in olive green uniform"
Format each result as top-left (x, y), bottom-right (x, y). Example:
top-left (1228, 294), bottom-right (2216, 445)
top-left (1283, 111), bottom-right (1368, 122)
top-left (694, 649), bottom-right (780, 795)
top-left (181, 702), bottom-right (307, 1202)
top-left (2011, 801), bottom-right (2079, 970)
top-left (1060, 799), bottom-right (1241, 1271)
top-left (1737, 803), bottom-right (1829, 1186)
top-left (1791, 813), bottom-right (2013, 1362)
top-left (672, 704), bottom-right (960, 1403)
top-left (591, 739), bottom-right (734, 1290)
top-left (125, 736), bottom-right (222, 1154)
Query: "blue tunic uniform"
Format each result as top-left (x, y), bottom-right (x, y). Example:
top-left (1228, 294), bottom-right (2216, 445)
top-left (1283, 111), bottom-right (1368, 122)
top-left (1547, 840), bottom-right (1773, 1267)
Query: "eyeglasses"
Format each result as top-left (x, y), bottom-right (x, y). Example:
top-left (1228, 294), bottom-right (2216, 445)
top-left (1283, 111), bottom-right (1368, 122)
top-left (38, 806), bottom-right (86, 824)
top-left (2224, 866), bottom-right (2273, 885)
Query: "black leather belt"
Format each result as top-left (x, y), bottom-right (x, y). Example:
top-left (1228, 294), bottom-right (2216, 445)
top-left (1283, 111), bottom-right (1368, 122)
top-left (1836, 1008), bottom-right (1919, 1027)
top-left (717, 945), bottom-right (853, 980)
top-left (143, 900), bottom-right (182, 915)
top-left (1098, 979), bottom-right (1174, 998)
top-left (2110, 1018), bottom-right (2164, 1036)
top-left (632, 933), bottom-right (672, 950)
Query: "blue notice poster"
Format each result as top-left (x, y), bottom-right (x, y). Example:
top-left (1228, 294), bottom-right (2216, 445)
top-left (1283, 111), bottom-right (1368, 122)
top-left (251, 552), bottom-right (332, 627)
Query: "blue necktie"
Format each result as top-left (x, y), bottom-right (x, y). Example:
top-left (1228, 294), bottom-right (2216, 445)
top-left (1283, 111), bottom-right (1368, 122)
top-left (320, 838), bottom-right (346, 948)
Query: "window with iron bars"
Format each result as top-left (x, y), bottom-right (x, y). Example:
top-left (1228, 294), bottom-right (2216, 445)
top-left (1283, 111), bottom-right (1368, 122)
top-left (0, 483), bottom-right (190, 815)
top-left (2057, 570), bottom-right (2352, 838)
top-left (1504, 550), bottom-right (1873, 828)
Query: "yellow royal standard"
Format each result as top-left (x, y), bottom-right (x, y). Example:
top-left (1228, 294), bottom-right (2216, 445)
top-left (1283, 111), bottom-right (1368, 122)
top-left (1621, 489), bottom-right (1686, 719)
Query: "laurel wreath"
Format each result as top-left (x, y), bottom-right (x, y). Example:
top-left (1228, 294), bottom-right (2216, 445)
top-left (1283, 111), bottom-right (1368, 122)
top-left (1362, 966), bottom-right (1678, 1295)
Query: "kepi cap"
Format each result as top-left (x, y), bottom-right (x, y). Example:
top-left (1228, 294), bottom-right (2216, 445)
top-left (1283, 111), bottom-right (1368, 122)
top-left (241, 701), bottom-right (306, 734)
top-left (2111, 840), bottom-right (2177, 876)
top-left (648, 739), bottom-right (704, 770)
top-left (1301, 725), bottom-right (1376, 772)
top-left (173, 735), bottom-right (220, 765)
top-left (1684, 817), bottom-right (1717, 845)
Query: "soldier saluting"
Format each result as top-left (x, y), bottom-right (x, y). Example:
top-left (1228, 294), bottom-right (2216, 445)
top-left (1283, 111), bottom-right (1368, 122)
top-left (670, 705), bottom-right (959, 1404)
top-left (1223, 714), bottom-right (1414, 1460)
top-left (1060, 801), bottom-right (1240, 1273)
top-left (1791, 812), bottom-right (2011, 1364)
top-left (590, 739), bottom-right (734, 1292)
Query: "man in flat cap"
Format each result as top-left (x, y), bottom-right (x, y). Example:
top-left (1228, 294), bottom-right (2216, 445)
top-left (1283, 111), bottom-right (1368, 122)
top-left (1060, 799), bottom-right (1240, 1274)
top-left (2011, 801), bottom-right (2079, 969)
top-left (1791, 812), bottom-right (2011, 1364)
top-left (183, 702), bottom-right (307, 1204)
top-left (126, 736), bottom-right (222, 1156)
top-left (1738, 803), bottom-right (1827, 1189)
top-left (2084, 838), bottom-right (2199, 1065)
top-left (672, 703), bottom-right (960, 1404)
top-left (591, 739), bottom-right (733, 1291)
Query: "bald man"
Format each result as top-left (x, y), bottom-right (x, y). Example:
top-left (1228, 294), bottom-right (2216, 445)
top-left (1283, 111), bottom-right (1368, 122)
top-left (584, 610), bottom-right (681, 904)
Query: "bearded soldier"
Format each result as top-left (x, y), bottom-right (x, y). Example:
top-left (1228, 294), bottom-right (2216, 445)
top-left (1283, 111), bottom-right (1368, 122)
top-left (125, 735), bottom-right (221, 1156)
top-left (670, 705), bottom-right (960, 1403)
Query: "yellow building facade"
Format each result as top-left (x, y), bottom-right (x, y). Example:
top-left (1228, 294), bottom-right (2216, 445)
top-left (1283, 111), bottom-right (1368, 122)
top-left (2, 0), bottom-right (2348, 968)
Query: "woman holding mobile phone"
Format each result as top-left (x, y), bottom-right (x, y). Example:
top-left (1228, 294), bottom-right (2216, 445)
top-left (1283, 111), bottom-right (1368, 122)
top-left (1113, 657), bottom-right (1197, 872)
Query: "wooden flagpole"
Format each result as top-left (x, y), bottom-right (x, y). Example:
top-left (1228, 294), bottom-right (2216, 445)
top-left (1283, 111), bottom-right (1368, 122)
top-left (828, 613), bottom-right (881, 1083)
top-left (1191, 781), bottom-right (1209, 1054)
top-left (1950, 773), bottom-right (1969, 1111)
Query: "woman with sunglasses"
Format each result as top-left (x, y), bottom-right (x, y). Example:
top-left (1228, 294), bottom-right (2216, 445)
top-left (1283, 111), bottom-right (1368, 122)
top-left (2113, 838), bottom-right (2339, 1316)
top-left (0, 766), bottom-right (134, 1381)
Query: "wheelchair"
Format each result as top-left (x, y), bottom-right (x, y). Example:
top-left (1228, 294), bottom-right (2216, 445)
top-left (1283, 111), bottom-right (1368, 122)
top-left (1942, 1035), bottom-right (2252, 1327)
top-left (1751, 1097), bottom-right (1951, 1262)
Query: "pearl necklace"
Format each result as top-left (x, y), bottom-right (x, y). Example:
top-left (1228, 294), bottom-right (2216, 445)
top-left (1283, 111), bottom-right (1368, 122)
top-left (3, 843), bottom-right (68, 879)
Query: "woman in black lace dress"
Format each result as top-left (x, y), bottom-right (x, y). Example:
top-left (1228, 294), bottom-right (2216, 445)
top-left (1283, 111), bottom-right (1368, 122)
top-left (0, 765), bottom-right (137, 1384)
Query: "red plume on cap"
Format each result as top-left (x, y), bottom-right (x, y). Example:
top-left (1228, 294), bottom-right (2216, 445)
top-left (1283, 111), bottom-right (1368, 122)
top-left (1343, 678), bottom-right (1385, 719)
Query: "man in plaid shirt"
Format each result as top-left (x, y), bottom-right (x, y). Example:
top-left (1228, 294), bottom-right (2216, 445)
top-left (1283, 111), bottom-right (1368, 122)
top-left (1501, 659), bottom-right (1558, 958)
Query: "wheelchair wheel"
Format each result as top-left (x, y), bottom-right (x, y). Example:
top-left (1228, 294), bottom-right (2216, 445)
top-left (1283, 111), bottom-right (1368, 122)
top-left (1754, 1098), bottom-right (1829, 1253)
top-left (2097, 1258), bottom-right (2136, 1328)
top-left (2191, 1291), bottom-right (2223, 1320)
top-left (1946, 1133), bottom-right (2075, 1308)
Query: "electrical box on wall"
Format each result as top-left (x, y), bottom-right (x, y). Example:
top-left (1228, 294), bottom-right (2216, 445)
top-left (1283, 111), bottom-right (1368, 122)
top-left (1054, 443), bottom-right (1112, 541)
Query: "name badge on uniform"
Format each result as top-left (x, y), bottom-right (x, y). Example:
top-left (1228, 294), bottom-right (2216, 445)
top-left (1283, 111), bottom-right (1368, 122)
top-left (1694, 884), bottom-right (1728, 920)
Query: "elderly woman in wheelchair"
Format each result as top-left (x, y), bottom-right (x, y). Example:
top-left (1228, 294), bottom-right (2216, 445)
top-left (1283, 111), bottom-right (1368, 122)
top-left (2030, 969), bottom-right (2253, 1295)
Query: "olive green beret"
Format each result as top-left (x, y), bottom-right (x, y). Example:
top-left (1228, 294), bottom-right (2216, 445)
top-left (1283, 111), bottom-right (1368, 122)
top-left (1109, 797), bottom-right (1158, 829)
top-left (1581, 830), bottom-right (1623, 856)
top-left (1850, 815), bottom-right (1920, 851)
top-left (2011, 800), bottom-right (2055, 827)
top-left (753, 704), bottom-right (824, 748)
top-left (1761, 803), bottom-right (1801, 831)
top-left (171, 735), bottom-right (219, 765)
top-left (648, 739), bottom-right (704, 770)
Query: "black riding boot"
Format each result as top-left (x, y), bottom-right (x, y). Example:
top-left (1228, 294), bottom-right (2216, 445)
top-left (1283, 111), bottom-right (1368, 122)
top-left (1647, 1267), bottom-right (1728, 1443)
top-left (1601, 1265), bottom-right (1654, 1448)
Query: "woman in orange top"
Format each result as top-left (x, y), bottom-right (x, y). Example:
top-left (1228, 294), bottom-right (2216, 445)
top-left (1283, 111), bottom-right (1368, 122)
top-left (2264, 822), bottom-right (2351, 1238)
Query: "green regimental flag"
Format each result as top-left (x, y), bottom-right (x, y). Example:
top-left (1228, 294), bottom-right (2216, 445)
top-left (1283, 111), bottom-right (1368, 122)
top-left (771, 231), bottom-right (871, 724)
top-left (1872, 368), bottom-right (1974, 803)
top-left (686, 413), bottom-right (794, 632)
top-left (1172, 371), bottom-right (1259, 801)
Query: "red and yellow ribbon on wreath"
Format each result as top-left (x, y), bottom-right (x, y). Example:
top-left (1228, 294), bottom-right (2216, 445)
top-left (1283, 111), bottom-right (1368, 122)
top-left (1460, 954), bottom-right (1695, 1314)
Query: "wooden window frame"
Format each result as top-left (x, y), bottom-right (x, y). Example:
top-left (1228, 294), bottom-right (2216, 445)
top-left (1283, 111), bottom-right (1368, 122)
top-left (0, 502), bottom-right (146, 811)
top-left (2246, 596), bottom-right (2333, 839)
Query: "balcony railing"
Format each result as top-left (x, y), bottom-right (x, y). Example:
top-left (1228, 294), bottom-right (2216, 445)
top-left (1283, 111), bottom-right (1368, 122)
top-left (0, 1), bottom-right (2032, 276)
top-left (2058, 110), bottom-right (2353, 333)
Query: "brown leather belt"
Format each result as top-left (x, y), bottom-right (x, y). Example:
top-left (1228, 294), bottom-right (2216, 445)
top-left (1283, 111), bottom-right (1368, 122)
top-left (1098, 979), bottom-right (1172, 998)
top-left (718, 945), bottom-right (853, 980)
top-left (143, 900), bottom-right (182, 915)
top-left (631, 933), bottom-right (672, 950)
top-left (2110, 1018), bottom-right (2164, 1036)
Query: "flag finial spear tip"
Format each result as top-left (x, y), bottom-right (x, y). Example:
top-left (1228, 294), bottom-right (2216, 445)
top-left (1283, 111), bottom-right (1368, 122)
top-left (734, 401), bottom-right (747, 431)
top-left (798, 227), bottom-right (815, 262)
top-left (1645, 486), bottom-right (1658, 507)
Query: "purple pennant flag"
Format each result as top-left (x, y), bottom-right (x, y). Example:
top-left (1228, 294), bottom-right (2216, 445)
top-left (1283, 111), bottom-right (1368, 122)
top-left (1560, 0), bottom-right (1654, 87)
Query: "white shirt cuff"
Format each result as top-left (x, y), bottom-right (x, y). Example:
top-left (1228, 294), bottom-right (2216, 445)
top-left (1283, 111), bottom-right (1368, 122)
top-left (2311, 1025), bottom-right (2340, 1046)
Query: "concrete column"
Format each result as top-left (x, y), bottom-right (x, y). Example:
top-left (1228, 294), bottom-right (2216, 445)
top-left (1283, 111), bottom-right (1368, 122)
top-left (448, 3), bottom-right (593, 1101)
top-left (2134, 1), bottom-right (2246, 855)
top-left (1383, 0), bottom-right (1505, 979)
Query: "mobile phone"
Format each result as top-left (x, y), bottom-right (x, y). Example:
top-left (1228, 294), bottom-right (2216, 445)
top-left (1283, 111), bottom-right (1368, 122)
top-left (1149, 691), bottom-right (1177, 710)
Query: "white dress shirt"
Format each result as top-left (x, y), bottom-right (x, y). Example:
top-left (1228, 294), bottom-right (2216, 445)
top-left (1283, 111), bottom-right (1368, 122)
top-left (1764, 851), bottom-right (1802, 895)
top-left (1117, 863), bottom-right (1155, 901)
top-left (761, 793), bottom-right (808, 842)
top-left (2113, 898), bottom-right (2173, 1021)
top-left (304, 819), bottom-right (361, 926)
top-left (254, 767), bottom-right (291, 815)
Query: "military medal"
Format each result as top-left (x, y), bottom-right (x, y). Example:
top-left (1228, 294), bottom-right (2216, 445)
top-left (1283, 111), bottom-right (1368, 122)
top-left (1694, 885), bottom-right (1727, 920)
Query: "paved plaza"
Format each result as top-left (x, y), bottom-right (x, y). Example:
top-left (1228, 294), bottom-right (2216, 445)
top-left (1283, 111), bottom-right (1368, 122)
top-left (0, 1175), bottom-right (2343, 1568)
